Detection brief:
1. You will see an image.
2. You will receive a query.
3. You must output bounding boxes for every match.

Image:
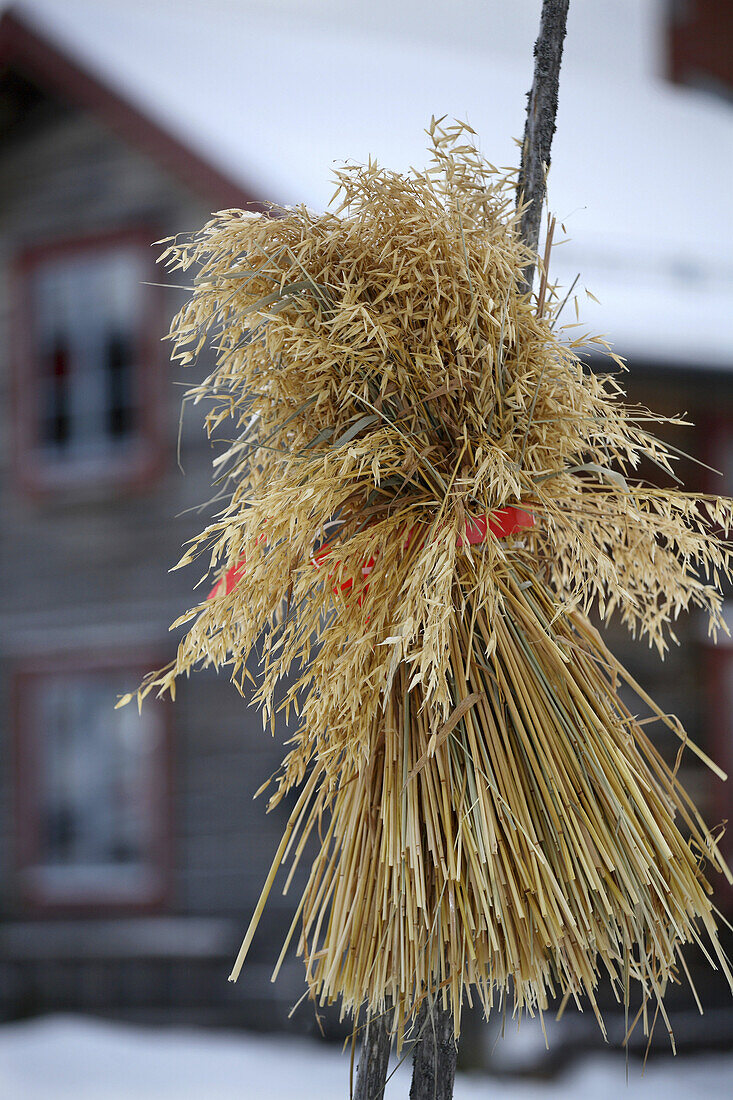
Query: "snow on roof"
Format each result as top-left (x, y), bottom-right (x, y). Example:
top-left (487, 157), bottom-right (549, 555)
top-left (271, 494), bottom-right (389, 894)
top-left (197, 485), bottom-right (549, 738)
top-left (7, 0), bottom-right (733, 370)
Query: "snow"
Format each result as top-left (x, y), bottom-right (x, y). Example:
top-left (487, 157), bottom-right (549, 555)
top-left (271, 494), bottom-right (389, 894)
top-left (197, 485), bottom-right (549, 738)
top-left (0, 1014), bottom-right (731, 1100)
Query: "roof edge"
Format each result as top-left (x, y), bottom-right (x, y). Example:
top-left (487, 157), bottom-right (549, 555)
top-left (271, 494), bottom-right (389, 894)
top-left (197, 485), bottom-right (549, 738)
top-left (0, 7), bottom-right (263, 211)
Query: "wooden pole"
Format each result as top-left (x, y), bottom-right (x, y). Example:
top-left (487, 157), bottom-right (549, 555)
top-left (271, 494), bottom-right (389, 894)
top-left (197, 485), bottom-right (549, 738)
top-left (407, 2), bottom-right (570, 1094)
top-left (356, 4), bottom-right (571, 1097)
top-left (354, 1009), bottom-right (392, 1100)
top-left (517, 0), bottom-right (570, 295)
top-left (409, 999), bottom-right (457, 1100)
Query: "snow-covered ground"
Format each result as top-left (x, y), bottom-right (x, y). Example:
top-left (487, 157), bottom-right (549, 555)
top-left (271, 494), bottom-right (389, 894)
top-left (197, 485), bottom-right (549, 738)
top-left (0, 1015), bottom-right (731, 1100)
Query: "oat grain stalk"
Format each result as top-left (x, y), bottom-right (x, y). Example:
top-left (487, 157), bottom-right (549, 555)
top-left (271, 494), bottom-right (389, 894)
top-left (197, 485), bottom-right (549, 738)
top-left (127, 117), bottom-right (733, 1072)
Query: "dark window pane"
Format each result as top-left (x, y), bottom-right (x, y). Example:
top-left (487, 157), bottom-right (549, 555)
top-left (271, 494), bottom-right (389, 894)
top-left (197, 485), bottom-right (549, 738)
top-left (105, 329), bottom-right (134, 438)
top-left (41, 335), bottom-right (71, 447)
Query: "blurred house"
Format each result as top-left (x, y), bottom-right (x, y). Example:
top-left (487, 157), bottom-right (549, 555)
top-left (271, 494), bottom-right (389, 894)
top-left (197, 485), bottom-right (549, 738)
top-left (0, 3), bottom-right (308, 1030)
top-left (0, 0), bottom-right (731, 1053)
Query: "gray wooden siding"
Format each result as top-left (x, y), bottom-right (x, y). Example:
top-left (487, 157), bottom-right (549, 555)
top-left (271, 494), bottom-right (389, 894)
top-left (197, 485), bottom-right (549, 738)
top-left (0, 84), bottom-right (309, 1022)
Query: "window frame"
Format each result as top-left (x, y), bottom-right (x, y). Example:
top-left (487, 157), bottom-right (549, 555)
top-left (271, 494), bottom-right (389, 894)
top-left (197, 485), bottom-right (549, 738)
top-left (668, 0), bottom-right (733, 99)
top-left (12, 647), bottom-right (172, 913)
top-left (11, 226), bottom-right (165, 496)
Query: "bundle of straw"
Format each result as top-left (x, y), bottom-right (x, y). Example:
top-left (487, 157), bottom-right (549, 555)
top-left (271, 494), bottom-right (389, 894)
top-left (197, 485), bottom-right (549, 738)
top-left (131, 120), bottom-right (733, 1046)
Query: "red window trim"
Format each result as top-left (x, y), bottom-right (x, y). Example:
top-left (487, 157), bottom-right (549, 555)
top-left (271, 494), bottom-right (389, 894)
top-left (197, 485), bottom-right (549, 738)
top-left (12, 647), bottom-right (173, 915)
top-left (11, 225), bottom-right (166, 497)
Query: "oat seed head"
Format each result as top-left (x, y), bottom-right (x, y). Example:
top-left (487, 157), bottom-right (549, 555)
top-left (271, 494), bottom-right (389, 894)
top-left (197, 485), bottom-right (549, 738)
top-left (132, 120), bottom-right (733, 1046)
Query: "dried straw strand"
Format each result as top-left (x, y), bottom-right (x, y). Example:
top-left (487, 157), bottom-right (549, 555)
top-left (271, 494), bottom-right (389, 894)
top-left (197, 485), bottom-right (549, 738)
top-left (128, 120), bottom-right (733, 1049)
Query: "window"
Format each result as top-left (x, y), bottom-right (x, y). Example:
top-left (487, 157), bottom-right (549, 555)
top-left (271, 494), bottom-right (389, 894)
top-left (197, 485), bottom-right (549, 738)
top-left (14, 654), bottom-right (170, 909)
top-left (668, 1), bottom-right (733, 100)
top-left (14, 229), bottom-right (163, 491)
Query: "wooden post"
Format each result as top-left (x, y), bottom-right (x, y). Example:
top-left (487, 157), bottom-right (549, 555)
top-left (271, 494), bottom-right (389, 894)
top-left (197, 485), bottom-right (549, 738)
top-left (409, 999), bottom-right (457, 1100)
top-left (406, 2), bottom-right (570, 1096)
top-left (354, 1009), bottom-right (392, 1100)
top-left (357, 4), bottom-right (571, 1097)
top-left (517, 0), bottom-right (570, 295)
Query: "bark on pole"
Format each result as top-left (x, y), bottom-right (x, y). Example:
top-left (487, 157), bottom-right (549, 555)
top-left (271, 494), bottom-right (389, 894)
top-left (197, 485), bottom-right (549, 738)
top-left (517, 0), bottom-right (570, 295)
top-left (354, 1009), bottom-right (391, 1100)
top-left (356, 4), bottom-right (570, 1098)
top-left (409, 999), bottom-right (457, 1100)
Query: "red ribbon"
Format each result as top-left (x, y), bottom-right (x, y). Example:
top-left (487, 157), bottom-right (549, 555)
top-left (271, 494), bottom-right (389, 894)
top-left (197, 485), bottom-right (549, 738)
top-left (208, 506), bottom-right (535, 601)
top-left (460, 506), bottom-right (535, 545)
